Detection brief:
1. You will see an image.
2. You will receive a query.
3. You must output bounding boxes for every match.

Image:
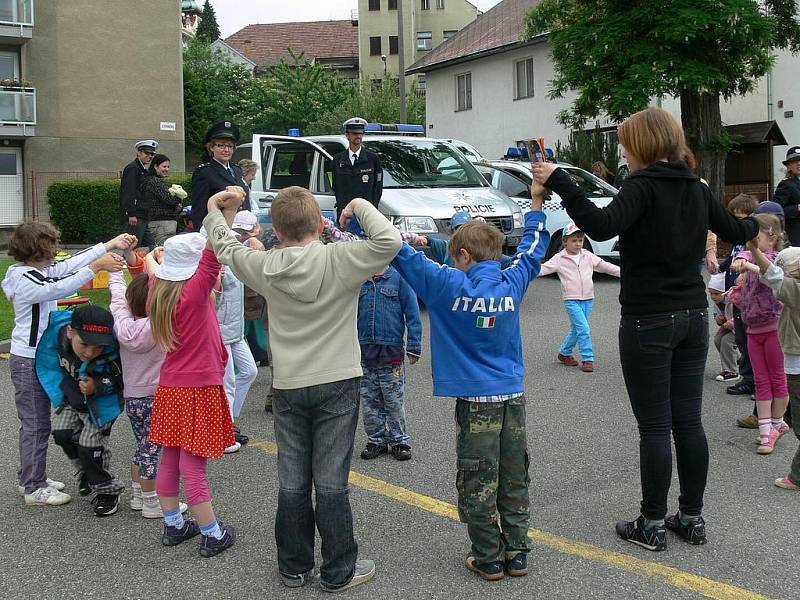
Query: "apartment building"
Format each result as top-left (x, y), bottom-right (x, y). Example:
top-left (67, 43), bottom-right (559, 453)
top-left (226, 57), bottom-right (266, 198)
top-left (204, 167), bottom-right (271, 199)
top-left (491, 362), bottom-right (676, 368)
top-left (0, 0), bottom-right (185, 231)
top-left (357, 0), bottom-right (479, 91)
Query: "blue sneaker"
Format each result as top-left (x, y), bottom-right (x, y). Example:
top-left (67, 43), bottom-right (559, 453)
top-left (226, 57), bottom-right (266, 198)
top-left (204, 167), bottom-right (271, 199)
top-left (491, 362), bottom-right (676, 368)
top-left (161, 519), bottom-right (201, 546)
top-left (505, 552), bottom-right (528, 577)
top-left (465, 555), bottom-right (504, 581)
top-left (199, 523), bottom-right (236, 558)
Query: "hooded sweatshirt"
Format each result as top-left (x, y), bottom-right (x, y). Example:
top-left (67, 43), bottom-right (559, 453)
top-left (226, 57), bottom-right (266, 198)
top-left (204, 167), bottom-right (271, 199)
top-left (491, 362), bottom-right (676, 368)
top-left (204, 199), bottom-right (402, 389)
top-left (545, 161), bottom-right (759, 315)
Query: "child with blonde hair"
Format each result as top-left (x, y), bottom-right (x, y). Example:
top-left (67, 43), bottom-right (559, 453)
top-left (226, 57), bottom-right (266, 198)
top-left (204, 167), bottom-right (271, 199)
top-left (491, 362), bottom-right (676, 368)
top-left (731, 213), bottom-right (789, 454)
top-left (148, 214), bottom-right (236, 557)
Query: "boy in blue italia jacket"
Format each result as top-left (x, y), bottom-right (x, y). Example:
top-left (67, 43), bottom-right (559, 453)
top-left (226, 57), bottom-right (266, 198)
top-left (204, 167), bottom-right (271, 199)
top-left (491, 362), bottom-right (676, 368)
top-left (36, 305), bottom-right (125, 517)
top-left (391, 181), bottom-right (548, 581)
top-left (357, 265), bottom-right (422, 461)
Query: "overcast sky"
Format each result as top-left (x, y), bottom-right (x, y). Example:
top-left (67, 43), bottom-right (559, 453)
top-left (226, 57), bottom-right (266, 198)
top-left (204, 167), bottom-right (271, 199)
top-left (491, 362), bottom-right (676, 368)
top-left (211, 0), bottom-right (503, 37)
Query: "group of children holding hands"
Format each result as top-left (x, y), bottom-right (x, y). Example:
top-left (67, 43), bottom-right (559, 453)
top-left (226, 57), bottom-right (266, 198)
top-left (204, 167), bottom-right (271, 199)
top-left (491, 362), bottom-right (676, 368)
top-left (707, 194), bottom-right (800, 488)
top-left (13, 167), bottom-right (800, 589)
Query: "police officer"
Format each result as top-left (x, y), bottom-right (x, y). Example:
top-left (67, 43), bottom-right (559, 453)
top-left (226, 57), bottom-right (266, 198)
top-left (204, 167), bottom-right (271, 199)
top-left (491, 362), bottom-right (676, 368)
top-left (331, 117), bottom-right (383, 218)
top-left (774, 145), bottom-right (800, 246)
top-left (120, 140), bottom-right (158, 248)
top-left (190, 120), bottom-right (251, 231)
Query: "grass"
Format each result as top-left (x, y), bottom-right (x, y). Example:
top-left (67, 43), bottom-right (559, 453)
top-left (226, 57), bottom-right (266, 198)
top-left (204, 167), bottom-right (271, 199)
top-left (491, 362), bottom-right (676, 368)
top-left (0, 258), bottom-right (112, 341)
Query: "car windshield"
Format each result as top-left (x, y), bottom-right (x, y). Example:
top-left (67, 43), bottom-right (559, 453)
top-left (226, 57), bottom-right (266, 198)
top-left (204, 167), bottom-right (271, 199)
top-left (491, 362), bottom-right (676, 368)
top-left (364, 140), bottom-right (488, 189)
top-left (562, 166), bottom-right (618, 197)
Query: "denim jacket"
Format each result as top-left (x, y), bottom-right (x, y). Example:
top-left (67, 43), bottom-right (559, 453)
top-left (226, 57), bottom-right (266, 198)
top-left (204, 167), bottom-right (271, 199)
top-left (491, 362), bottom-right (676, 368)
top-left (357, 266), bottom-right (422, 356)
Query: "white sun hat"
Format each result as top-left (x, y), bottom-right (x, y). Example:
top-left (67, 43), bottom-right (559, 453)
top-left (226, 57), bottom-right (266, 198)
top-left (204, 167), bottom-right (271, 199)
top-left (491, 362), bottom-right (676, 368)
top-left (155, 232), bottom-right (207, 282)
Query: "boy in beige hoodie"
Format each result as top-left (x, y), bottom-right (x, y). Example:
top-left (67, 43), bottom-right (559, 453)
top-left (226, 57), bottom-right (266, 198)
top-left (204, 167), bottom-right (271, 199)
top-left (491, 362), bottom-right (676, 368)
top-left (204, 186), bottom-right (401, 592)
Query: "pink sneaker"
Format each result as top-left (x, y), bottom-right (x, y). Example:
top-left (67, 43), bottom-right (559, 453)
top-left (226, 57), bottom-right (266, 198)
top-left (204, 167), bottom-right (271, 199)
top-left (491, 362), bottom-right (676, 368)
top-left (757, 427), bottom-right (783, 455)
top-left (774, 476), bottom-right (800, 490)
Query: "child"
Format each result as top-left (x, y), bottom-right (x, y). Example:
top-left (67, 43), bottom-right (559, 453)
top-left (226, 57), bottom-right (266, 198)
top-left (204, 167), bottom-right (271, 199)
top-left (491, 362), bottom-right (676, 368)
top-left (232, 210), bottom-right (269, 369)
top-left (411, 212), bottom-right (514, 268)
top-left (707, 273), bottom-right (739, 382)
top-left (539, 222), bottom-right (620, 372)
top-left (357, 265), bottom-right (422, 461)
top-left (391, 182), bottom-right (549, 580)
top-left (148, 229), bottom-right (236, 558)
top-left (35, 305), bottom-right (126, 516)
top-left (751, 245), bottom-right (800, 488)
top-left (109, 251), bottom-right (187, 518)
top-left (205, 186), bottom-right (400, 591)
top-left (2, 222), bottom-right (133, 506)
top-left (731, 213), bottom-right (789, 454)
top-left (719, 194), bottom-right (759, 401)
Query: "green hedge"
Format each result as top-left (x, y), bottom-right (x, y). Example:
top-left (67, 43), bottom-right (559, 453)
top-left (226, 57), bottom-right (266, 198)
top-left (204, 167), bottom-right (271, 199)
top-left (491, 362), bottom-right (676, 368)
top-left (48, 176), bottom-right (193, 244)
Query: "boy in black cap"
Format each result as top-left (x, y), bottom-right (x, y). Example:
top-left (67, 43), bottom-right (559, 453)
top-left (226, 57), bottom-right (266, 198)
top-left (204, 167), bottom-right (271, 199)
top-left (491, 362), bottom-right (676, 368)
top-left (332, 117), bottom-right (383, 219)
top-left (35, 305), bottom-right (125, 517)
top-left (774, 145), bottom-right (800, 246)
top-left (190, 120), bottom-right (250, 230)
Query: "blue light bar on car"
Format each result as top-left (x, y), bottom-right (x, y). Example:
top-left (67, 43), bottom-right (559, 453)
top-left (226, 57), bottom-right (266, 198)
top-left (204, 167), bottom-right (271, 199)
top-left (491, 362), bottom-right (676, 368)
top-left (365, 123), bottom-right (425, 133)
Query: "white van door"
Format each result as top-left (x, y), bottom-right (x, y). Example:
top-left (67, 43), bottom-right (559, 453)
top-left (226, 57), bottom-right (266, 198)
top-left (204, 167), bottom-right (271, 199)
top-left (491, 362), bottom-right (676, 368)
top-left (250, 135), bottom-right (334, 223)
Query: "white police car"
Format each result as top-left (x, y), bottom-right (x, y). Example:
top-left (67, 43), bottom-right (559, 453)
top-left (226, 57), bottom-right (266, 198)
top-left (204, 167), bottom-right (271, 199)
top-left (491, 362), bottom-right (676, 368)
top-left (233, 125), bottom-right (526, 252)
top-left (473, 158), bottom-right (620, 261)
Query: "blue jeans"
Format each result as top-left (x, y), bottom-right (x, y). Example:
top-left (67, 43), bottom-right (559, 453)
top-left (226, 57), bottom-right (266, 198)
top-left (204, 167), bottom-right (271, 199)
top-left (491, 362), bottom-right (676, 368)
top-left (560, 299), bottom-right (594, 361)
top-left (272, 377), bottom-right (360, 588)
top-left (618, 309), bottom-right (709, 520)
top-left (360, 364), bottom-right (410, 446)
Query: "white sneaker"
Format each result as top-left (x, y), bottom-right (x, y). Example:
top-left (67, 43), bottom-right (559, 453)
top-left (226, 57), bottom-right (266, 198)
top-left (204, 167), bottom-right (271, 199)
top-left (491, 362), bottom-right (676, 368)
top-left (17, 478), bottom-right (66, 496)
top-left (24, 486), bottom-right (71, 506)
top-left (223, 442), bottom-right (241, 454)
top-left (142, 500), bottom-right (188, 519)
top-left (130, 488), bottom-right (143, 511)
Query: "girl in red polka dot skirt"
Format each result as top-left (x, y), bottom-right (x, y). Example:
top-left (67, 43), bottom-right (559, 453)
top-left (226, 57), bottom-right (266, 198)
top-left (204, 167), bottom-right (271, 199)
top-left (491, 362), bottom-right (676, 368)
top-left (148, 195), bottom-right (241, 558)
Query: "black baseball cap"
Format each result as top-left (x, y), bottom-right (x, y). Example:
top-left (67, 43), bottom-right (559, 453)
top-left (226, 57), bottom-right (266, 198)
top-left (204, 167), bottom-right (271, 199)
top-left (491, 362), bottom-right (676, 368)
top-left (70, 305), bottom-right (115, 347)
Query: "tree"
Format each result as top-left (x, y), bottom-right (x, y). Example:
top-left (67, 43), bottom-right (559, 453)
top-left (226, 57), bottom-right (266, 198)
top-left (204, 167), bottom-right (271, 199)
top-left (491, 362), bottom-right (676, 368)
top-left (555, 127), bottom-right (619, 174)
top-left (195, 0), bottom-right (221, 42)
top-left (182, 38), bottom-right (253, 159)
top-left (525, 0), bottom-right (800, 202)
top-left (306, 78), bottom-right (426, 135)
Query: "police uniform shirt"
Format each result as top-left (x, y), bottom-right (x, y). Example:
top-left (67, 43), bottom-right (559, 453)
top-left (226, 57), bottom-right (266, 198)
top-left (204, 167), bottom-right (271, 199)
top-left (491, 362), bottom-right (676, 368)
top-left (774, 175), bottom-right (800, 246)
top-left (190, 159), bottom-right (251, 231)
top-left (119, 158), bottom-right (148, 220)
top-left (331, 146), bottom-right (383, 215)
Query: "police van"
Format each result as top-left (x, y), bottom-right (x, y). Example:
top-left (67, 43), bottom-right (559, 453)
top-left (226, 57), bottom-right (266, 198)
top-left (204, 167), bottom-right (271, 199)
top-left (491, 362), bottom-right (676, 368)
top-left (233, 125), bottom-right (525, 252)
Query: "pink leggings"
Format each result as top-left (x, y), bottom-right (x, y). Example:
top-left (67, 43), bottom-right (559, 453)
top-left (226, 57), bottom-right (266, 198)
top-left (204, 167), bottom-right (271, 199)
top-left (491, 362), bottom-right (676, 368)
top-left (155, 446), bottom-right (212, 506)
top-left (748, 330), bottom-right (788, 401)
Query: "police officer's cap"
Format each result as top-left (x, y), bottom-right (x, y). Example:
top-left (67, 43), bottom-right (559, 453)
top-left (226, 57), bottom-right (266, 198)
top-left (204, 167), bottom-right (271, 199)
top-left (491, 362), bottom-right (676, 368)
top-left (135, 140), bottom-right (159, 152)
top-left (206, 120), bottom-right (240, 143)
top-left (343, 117), bottom-right (368, 134)
top-left (783, 145), bottom-right (800, 166)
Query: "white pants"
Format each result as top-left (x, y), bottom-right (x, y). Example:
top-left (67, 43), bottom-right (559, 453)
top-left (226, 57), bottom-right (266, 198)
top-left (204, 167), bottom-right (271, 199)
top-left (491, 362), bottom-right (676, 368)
top-left (223, 339), bottom-right (258, 420)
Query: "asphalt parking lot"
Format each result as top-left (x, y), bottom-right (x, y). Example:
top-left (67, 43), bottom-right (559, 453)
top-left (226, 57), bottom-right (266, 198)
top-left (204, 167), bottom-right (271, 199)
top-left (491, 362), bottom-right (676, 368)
top-left (1, 274), bottom-right (797, 600)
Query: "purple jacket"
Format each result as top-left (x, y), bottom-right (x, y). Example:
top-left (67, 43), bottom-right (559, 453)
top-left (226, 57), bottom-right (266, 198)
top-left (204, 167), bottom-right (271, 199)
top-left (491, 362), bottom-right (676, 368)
top-left (736, 250), bottom-right (783, 333)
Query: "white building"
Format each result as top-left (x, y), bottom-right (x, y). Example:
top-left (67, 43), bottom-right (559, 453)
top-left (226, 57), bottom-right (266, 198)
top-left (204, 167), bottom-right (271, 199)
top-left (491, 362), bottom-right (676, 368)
top-left (408, 0), bottom-right (799, 196)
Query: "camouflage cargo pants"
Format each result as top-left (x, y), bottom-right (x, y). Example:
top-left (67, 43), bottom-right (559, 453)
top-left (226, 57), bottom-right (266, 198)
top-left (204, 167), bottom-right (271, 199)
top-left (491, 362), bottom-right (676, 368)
top-left (455, 396), bottom-right (530, 564)
top-left (360, 364), bottom-right (410, 446)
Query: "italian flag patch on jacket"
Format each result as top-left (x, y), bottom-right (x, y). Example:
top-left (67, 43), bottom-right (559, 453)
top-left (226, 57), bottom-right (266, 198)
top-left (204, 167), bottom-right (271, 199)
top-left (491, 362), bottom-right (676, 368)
top-left (476, 316), bottom-right (496, 329)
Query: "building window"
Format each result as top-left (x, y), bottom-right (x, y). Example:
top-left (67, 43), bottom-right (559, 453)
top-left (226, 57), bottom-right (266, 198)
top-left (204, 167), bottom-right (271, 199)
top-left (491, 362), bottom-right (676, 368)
top-left (369, 0), bottom-right (380, 10)
top-left (436, 0), bottom-right (445, 8)
top-left (514, 57), bottom-right (535, 99)
top-left (443, 29), bottom-right (457, 40)
top-left (369, 36), bottom-right (382, 56)
top-left (421, 0), bottom-right (430, 9)
top-left (389, 36), bottom-right (399, 55)
top-left (416, 31), bottom-right (433, 51)
top-left (388, 0), bottom-right (397, 8)
top-left (456, 72), bottom-right (472, 111)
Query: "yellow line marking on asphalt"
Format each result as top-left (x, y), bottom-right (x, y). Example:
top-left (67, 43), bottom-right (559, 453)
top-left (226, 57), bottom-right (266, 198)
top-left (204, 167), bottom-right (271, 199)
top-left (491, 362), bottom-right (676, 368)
top-left (249, 439), bottom-right (773, 600)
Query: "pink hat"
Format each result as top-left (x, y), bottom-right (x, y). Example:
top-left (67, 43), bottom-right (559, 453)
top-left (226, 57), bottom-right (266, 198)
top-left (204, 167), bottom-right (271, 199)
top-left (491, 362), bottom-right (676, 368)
top-left (232, 210), bottom-right (258, 232)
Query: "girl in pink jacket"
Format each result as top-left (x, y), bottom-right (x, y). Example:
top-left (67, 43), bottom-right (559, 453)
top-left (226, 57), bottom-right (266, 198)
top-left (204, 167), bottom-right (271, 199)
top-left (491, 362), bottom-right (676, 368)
top-left (539, 223), bottom-right (620, 372)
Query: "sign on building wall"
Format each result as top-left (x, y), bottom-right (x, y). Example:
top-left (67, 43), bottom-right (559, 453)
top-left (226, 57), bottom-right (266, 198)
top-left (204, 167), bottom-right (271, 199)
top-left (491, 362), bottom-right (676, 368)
top-left (160, 121), bottom-right (177, 131)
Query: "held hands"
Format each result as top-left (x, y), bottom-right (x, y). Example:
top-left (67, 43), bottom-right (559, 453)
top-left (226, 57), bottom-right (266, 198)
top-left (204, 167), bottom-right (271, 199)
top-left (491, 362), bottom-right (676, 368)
top-left (105, 233), bottom-right (137, 252)
top-left (414, 235), bottom-right (428, 247)
top-left (90, 253), bottom-right (125, 274)
top-left (339, 198), bottom-right (364, 229)
top-left (79, 376), bottom-right (95, 397)
top-left (531, 161), bottom-right (557, 185)
top-left (127, 216), bottom-right (138, 227)
top-left (705, 251), bottom-right (719, 274)
top-left (207, 186), bottom-right (246, 225)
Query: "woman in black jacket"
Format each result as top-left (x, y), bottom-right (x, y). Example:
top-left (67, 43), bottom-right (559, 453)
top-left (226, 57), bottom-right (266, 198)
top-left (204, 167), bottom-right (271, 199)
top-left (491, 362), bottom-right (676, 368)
top-left (141, 154), bottom-right (182, 247)
top-left (773, 145), bottom-right (800, 246)
top-left (533, 107), bottom-right (758, 552)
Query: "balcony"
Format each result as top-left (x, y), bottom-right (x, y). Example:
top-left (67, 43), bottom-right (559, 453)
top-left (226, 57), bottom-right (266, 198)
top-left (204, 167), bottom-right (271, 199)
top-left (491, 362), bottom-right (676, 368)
top-left (0, 86), bottom-right (35, 136)
top-left (0, 0), bottom-right (33, 43)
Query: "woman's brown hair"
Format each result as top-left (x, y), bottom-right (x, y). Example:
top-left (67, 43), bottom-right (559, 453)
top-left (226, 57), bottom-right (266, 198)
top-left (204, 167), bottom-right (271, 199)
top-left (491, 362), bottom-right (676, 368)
top-left (618, 107), bottom-right (691, 169)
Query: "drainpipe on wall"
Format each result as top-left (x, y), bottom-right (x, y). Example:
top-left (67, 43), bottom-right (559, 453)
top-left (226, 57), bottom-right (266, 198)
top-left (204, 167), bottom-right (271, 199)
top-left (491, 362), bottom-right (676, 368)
top-left (767, 71), bottom-right (773, 121)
